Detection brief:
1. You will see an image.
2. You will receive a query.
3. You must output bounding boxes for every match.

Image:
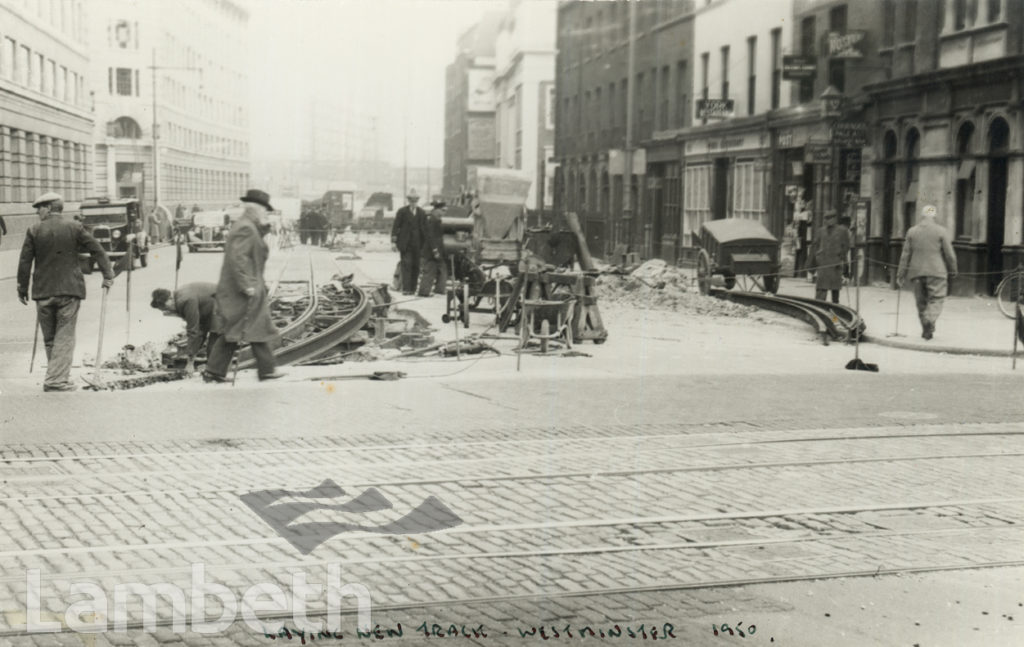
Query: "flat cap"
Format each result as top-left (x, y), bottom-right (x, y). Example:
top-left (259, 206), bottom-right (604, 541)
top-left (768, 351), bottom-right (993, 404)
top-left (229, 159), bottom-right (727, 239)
top-left (32, 192), bottom-right (63, 208)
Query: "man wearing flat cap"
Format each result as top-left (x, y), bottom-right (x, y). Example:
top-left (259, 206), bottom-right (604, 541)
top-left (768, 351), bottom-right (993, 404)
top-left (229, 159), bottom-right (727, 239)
top-left (17, 192), bottom-right (115, 392)
top-left (151, 282), bottom-right (219, 375)
top-left (203, 189), bottom-right (285, 382)
top-left (391, 188), bottom-right (425, 294)
top-left (807, 210), bottom-right (850, 304)
top-left (897, 204), bottom-right (958, 340)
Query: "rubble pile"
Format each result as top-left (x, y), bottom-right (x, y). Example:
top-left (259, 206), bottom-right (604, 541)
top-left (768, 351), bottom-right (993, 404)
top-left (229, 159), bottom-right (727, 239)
top-left (100, 342), bottom-right (166, 373)
top-left (596, 259), bottom-right (761, 317)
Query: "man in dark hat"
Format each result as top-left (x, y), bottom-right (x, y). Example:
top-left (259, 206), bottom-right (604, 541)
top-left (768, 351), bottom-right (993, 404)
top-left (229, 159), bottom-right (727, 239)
top-left (417, 200), bottom-right (448, 297)
top-left (391, 188), bottom-right (425, 294)
top-left (203, 189), bottom-right (285, 383)
top-left (808, 209), bottom-right (850, 304)
top-left (18, 192), bottom-right (115, 391)
top-left (151, 282), bottom-right (218, 375)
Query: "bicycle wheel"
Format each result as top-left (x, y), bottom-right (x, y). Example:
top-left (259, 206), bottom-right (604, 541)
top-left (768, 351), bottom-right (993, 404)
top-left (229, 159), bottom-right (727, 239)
top-left (996, 274), bottom-right (1024, 319)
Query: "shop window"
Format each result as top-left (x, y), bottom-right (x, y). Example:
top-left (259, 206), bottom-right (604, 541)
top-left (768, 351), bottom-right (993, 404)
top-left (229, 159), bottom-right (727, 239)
top-left (955, 122), bottom-right (975, 237)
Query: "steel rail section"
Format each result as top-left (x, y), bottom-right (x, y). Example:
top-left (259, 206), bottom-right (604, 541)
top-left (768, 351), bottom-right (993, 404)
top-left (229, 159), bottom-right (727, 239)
top-left (778, 293), bottom-right (865, 339)
top-left (237, 283), bottom-right (371, 369)
top-left (235, 256), bottom-right (319, 366)
top-left (711, 289), bottom-right (831, 343)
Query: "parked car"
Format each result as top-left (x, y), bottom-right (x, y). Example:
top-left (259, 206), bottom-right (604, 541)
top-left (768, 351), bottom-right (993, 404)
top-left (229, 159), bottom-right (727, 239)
top-left (187, 210), bottom-right (233, 252)
top-left (77, 197), bottom-right (149, 270)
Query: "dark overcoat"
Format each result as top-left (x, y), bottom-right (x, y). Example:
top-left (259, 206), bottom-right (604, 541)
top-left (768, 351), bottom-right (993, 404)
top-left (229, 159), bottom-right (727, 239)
top-left (391, 205), bottom-right (424, 252)
top-left (17, 215), bottom-right (114, 300)
top-left (212, 215), bottom-right (279, 343)
top-left (808, 224), bottom-right (851, 291)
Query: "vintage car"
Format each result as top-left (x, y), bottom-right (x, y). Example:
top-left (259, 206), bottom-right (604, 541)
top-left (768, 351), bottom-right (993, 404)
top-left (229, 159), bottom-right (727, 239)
top-left (77, 197), bottom-right (149, 271)
top-left (187, 210), bottom-right (233, 252)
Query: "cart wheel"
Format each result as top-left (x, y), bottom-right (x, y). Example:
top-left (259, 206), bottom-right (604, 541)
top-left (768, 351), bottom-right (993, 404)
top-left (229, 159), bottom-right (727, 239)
top-left (724, 273), bottom-right (736, 290)
top-left (697, 249), bottom-right (712, 295)
top-left (763, 274), bottom-right (780, 294)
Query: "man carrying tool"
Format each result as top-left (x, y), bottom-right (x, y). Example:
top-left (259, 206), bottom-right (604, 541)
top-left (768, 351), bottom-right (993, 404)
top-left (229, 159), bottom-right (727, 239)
top-left (897, 204), bottom-right (958, 340)
top-left (203, 189), bottom-right (285, 383)
top-left (17, 192), bottom-right (114, 392)
top-left (150, 283), bottom-right (218, 375)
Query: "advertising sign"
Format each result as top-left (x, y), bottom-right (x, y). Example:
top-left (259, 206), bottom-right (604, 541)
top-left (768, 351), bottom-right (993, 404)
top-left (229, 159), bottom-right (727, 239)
top-left (467, 68), bottom-right (495, 112)
top-left (696, 98), bottom-right (735, 120)
top-left (831, 121), bottom-right (869, 147)
top-left (827, 31), bottom-right (867, 59)
top-left (782, 55), bottom-right (817, 81)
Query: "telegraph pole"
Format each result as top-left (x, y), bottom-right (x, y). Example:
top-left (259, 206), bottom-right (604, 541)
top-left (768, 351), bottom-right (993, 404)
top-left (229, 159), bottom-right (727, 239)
top-left (621, 0), bottom-right (637, 251)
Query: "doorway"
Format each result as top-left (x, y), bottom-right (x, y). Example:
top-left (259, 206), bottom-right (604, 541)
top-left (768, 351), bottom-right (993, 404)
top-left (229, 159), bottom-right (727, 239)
top-left (987, 119), bottom-right (1010, 294)
top-left (712, 158), bottom-right (729, 219)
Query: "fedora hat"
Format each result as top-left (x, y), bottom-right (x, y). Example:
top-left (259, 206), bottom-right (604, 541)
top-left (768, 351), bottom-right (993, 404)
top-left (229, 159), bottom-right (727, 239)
top-left (240, 189), bottom-right (274, 211)
top-left (32, 191), bottom-right (63, 208)
top-left (406, 188), bottom-right (420, 200)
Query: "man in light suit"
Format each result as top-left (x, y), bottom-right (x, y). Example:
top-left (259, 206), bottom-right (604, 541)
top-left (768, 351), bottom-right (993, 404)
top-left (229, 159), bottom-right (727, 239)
top-left (897, 204), bottom-right (958, 340)
top-left (391, 188), bottom-right (425, 294)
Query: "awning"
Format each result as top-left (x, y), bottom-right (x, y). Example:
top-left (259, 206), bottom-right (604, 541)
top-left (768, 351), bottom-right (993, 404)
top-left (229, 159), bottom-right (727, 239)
top-left (904, 180), bottom-right (918, 202)
top-left (957, 159), bottom-right (976, 180)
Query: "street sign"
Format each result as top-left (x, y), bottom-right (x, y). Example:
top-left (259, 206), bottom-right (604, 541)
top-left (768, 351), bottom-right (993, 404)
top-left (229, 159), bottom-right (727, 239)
top-left (827, 31), bottom-right (867, 59)
top-left (831, 121), bottom-right (869, 147)
top-left (696, 98), bottom-right (735, 119)
top-left (782, 55), bottom-right (816, 81)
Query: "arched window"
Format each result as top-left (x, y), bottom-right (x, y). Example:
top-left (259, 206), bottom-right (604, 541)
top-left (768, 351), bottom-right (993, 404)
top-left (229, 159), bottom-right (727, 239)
top-left (109, 116), bottom-right (142, 139)
top-left (903, 128), bottom-right (920, 234)
top-left (954, 122), bottom-right (975, 237)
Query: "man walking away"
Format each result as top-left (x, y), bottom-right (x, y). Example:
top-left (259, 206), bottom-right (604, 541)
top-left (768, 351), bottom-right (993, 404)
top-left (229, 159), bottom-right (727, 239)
top-left (151, 282), bottom-right (218, 375)
top-left (897, 204), bottom-right (958, 340)
top-left (17, 192), bottom-right (114, 392)
top-left (391, 188), bottom-right (424, 295)
top-left (203, 189), bottom-right (285, 383)
top-left (808, 210), bottom-right (850, 304)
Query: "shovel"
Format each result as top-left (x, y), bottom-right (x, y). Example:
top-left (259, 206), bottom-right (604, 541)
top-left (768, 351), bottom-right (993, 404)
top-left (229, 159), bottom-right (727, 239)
top-left (886, 285), bottom-right (906, 338)
top-left (845, 259), bottom-right (879, 372)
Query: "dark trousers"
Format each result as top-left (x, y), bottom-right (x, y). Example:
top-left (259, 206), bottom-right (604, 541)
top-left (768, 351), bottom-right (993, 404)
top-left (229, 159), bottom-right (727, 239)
top-left (815, 289), bottom-right (840, 304)
top-left (36, 296), bottom-right (80, 388)
top-left (418, 256), bottom-right (448, 296)
top-left (205, 336), bottom-right (276, 378)
top-left (399, 249), bottom-right (420, 293)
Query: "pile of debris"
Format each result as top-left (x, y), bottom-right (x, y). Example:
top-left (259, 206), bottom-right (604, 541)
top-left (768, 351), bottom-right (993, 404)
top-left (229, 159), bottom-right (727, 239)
top-left (100, 342), bottom-right (166, 373)
top-left (596, 259), bottom-right (760, 317)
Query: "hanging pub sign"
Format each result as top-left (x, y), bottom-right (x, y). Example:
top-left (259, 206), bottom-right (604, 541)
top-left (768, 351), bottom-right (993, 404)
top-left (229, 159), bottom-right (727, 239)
top-left (696, 98), bottom-right (735, 119)
top-left (782, 55), bottom-right (817, 81)
top-left (827, 31), bottom-right (867, 59)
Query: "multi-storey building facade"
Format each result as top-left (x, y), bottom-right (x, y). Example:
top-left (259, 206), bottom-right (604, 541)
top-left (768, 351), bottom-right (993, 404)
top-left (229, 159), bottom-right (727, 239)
top-left (89, 0), bottom-right (250, 218)
top-left (0, 0), bottom-right (92, 249)
top-left (862, 0), bottom-right (1024, 295)
top-left (443, 12), bottom-right (502, 198)
top-left (555, 1), bottom-right (697, 258)
top-left (493, 0), bottom-right (557, 216)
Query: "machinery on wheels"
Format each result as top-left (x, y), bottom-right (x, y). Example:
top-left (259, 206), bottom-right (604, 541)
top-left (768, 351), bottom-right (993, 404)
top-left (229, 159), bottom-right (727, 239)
top-left (693, 218), bottom-right (781, 295)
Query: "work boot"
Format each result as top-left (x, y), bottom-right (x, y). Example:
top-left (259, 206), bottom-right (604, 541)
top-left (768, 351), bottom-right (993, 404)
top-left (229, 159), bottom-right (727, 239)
top-left (202, 371), bottom-right (229, 383)
top-left (43, 382), bottom-right (77, 392)
top-left (922, 323), bottom-right (933, 340)
top-left (258, 371), bottom-right (287, 382)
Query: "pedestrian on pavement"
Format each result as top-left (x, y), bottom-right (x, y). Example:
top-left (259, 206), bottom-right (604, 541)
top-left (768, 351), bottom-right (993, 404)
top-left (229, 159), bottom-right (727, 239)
top-left (417, 200), bottom-right (448, 297)
top-left (203, 189), bottom-right (285, 383)
top-left (807, 210), bottom-right (850, 304)
top-left (150, 282), bottom-right (218, 375)
top-left (793, 190), bottom-right (812, 278)
top-left (16, 192), bottom-right (115, 392)
top-left (897, 204), bottom-right (958, 340)
top-left (391, 188), bottom-right (425, 294)
top-left (0, 213), bottom-right (7, 247)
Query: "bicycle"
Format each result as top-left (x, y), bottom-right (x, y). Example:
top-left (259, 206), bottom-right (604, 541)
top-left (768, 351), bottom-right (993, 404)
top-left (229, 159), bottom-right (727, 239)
top-left (995, 264), bottom-right (1024, 318)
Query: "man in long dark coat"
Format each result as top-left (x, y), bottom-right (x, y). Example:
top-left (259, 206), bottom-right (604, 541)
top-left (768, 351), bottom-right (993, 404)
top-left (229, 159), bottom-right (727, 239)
top-left (808, 210), bottom-right (850, 303)
top-left (391, 188), bottom-right (424, 294)
top-left (150, 282), bottom-right (218, 375)
top-left (417, 201), bottom-right (448, 297)
top-left (203, 189), bottom-right (284, 382)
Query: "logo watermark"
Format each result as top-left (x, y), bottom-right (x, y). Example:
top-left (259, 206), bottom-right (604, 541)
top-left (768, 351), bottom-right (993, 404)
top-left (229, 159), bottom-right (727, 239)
top-left (24, 563), bottom-right (371, 635)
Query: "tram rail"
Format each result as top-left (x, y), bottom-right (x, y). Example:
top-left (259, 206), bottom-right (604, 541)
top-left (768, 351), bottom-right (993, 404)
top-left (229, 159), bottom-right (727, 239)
top-left (711, 288), bottom-right (865, 343)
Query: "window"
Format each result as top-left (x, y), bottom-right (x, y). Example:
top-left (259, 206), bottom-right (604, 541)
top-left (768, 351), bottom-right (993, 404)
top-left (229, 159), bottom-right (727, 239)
top-left (609, 82), bottom-right (617, 131)
top-left (676, 60), bottom-right (688, 127)
top-left (34, 53), bottom-right (43, 91)
top-left (659, 66), bottom-right (669, 130)
top-left (116, 68), bottom-right (132, 95)
top-left (800, 16), bottom-right (816, 103)
top-left (953, 0), bottom-right (967, 30)
top-left (700, 52), bottom-right (709, 123)
top-left (1, 38), bottom-right (13, 80)
top-left (17, 45), bottom-right (28, 86)
top-left (883, 0), bottom-right (896, 46)
top-left (720, 46), bottom-right (730, 100)
top-left (110, 117), bottom-right (143, 139)
top-left (988, 0), bottom-right (1002, 21)
top-left (901, 0), bottom-right (917, 41)
top-left (770, 28), bottom-right (781, 109)
top-left (903, 128), bottom-right (921, 235)
top-left (829, 4), bottom-right (848, 91)
top-left (747, 36), bottom-right (757, 115)
top-left (636, 72), bottom-right (645, 129)
top-left (955, 122), bottom-right (975, 237)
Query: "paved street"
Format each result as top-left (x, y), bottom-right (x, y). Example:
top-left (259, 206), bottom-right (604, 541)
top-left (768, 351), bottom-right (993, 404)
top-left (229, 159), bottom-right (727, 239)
top-left (2, 244), bottom-right (1024, 646)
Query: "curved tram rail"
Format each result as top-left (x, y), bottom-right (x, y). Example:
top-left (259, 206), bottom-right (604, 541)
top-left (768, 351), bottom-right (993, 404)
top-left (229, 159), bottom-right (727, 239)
top-left (712, 287), bottom-right (865, 344)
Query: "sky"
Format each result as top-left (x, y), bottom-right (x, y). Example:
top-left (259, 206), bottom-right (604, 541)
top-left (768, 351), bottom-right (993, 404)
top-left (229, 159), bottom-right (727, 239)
top-left (247, 0), bottom-right (507, 168)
